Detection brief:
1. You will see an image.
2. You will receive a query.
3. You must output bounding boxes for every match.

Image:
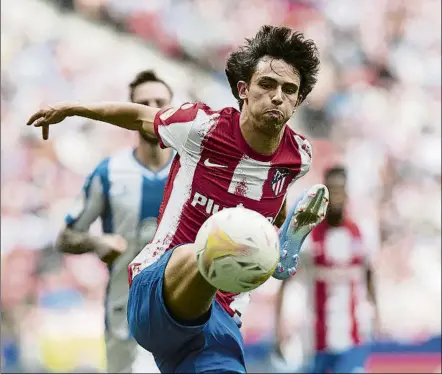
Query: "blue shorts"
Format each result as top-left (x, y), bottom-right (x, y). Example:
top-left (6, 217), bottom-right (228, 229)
top-left (306, 346), bottom-right (369, 373)
top-left (127, 246), bottom-right (246, 373)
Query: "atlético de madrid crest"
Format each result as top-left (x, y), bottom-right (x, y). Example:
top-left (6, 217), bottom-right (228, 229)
top-left (271, 168), bottom-right (290, 196)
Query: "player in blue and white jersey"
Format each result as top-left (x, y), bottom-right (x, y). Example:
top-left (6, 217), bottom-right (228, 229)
top-left (55, 70), bottom-right (174, 373)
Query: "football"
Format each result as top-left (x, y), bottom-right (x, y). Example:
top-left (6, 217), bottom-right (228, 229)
top-left (195, 207), bottom-right (280, 293)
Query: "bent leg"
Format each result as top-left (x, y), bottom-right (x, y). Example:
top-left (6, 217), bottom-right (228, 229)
top-left (163, 244), bottom-right (217, 322)
top-left (127, 246), bottom-right (213, 372)
top-left (128, 243), bottom-right (250, 373)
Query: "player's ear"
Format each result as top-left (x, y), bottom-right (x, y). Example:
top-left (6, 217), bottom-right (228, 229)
top-left (237, 81), bottom-right (248, 100)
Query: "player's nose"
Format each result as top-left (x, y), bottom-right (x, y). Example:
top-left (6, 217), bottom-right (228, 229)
top-left (271, 88), bottom-right (283, 106)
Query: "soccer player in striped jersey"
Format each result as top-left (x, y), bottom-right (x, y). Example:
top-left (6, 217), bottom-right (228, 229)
top-left (275, 166), bottom-right (375, 373)
top-left (55, 71), bottom-right (174, 373)
top-left (27, 26), bottom-right (328, 373)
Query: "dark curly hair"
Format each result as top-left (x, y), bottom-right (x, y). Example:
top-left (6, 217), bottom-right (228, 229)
top-left (129, 70), bottom-right (173, 102)
top-left (225, 25), bottom-right (320, 109)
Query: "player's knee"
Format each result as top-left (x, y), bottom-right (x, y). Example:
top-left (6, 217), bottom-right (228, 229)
top-left (163, 244), bottom-right (216, 322)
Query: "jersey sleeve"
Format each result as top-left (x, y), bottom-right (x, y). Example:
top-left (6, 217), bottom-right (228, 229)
top-left (289, 134), bottom-right (312, 187)
top-left (295, 134), bottom-right (313, 180)
top-left (348, 221), bottom-right (373, 268)
top-left (64, 160), bottom-right (107, 232)
top-left (153, 102), bottom-right (205, 154)
top-left (356, 226), bottom-right (372, 268)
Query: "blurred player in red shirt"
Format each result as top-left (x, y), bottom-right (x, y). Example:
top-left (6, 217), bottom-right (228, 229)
top-left (27, 26), bottom-right (329, 373)
top-left (275, 166), bottom-right (375, 373)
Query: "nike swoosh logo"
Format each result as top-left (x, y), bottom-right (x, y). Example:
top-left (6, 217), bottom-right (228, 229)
top-left (204, 159), bottom-right (227, 168)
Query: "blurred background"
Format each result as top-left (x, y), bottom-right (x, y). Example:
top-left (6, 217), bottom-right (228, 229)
top-left (1, 0), bottom-right (441, 372)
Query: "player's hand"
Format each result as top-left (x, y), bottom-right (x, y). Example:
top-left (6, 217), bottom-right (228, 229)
top-left (26, 103), bottom-right (73, 140)
top-left (98, 234), bottom-right (128, 265)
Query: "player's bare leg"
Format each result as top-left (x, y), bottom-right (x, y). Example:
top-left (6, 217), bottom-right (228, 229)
top-left (163, 244), bottom-right (217, 322)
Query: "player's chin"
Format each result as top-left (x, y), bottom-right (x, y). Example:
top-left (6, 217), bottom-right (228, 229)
top-left (139, 131), bottom-right (159, 145)
top-left (260, 117), bottom-right (286, 135)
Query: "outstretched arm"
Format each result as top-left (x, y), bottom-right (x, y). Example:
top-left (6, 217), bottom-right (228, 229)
top-left (26, 102), bottom-right (160, 140)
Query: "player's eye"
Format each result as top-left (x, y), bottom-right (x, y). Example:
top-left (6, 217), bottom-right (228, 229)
top-left (283, 86), bottom-right (298, 95)
top-left (259, 81), bottom-right (273, 90)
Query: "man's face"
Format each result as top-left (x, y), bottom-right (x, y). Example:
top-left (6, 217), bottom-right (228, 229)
top-left (326, 174), bottom-right (347, 213)
top-left (238, 57), bottom-right (301, 136)
top-left (132, 81), bottom-right (172, 144)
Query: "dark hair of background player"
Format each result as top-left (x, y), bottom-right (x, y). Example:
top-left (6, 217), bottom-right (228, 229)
top-left (324, 166), bottom-right (347, 184)
top-left (225, 25), bottom-right (320, 110)
top-left (129, 70), bottom-right (174, 102)
top-left (323, 165), bottom-right (347, 225)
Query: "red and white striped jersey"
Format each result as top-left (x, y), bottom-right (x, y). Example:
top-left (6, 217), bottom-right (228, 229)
top-left (131, 102), bottom-right (312, 315)
top-left (302, 218), bottom-right (371, 352)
